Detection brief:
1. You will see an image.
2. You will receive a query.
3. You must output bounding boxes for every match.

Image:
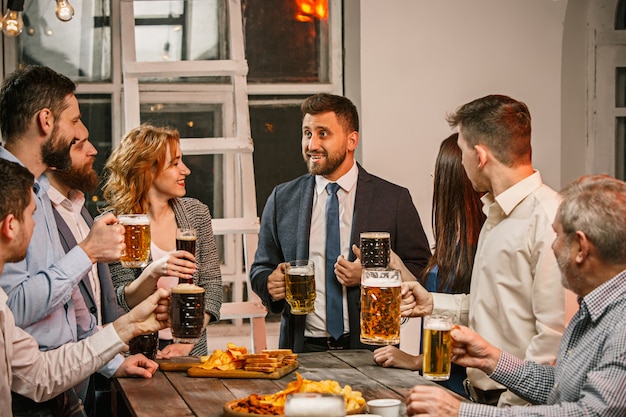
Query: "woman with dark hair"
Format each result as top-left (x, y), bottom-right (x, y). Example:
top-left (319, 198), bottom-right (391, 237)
top-left (103, 123), bottom-right (222, 358)
top-left (373, 133), bottom-right (485, 397)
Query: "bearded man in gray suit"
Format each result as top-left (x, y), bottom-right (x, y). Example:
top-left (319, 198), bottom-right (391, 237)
top-left (46, 136), bottom-right (139, 417)
top-left (251, 93), bottom-right (430, 353)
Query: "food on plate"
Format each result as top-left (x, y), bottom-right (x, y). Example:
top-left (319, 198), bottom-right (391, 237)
top-left (230, 372), bottom-right (365, 415)
top-left (198, 343), bottom-right (248, 370)
top-left (195, 344), bottom-right (298, 373)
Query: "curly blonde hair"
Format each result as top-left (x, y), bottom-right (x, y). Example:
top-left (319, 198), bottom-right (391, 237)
top-left (103, 123), bottom-right (180, 214)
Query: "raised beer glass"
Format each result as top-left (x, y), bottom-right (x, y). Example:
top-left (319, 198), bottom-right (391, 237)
top-left (285, 260), bottom-right (315, 315)
top-left (118, 214), bottom-right (151, 268)
top-left (170, 283), bottom-right (205, 344)
top-left (360, 269), bottom-right (401, 345)
top-left (176, 228), bottom-right (196, 284)
top-left (360, 232), bottom-right (391, 269)
top-left (422, 315), bottom-right (452, 381)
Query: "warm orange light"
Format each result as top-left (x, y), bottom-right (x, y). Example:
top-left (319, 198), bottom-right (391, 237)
top-left (295, 0), bottom-right (328, 22)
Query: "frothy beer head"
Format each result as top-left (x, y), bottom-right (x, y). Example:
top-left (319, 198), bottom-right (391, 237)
top-left (119, 214), bottom-right (150, 226)
top-left (423, 315), bottom-right (452, 331)
top-left (171, 282), bottom-right (204, 294)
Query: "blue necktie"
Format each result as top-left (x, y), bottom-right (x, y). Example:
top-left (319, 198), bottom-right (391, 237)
top-left (325, 182), bottom-right (344, 340)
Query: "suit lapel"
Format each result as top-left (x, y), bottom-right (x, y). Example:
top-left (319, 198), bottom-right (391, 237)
top-left (52, 205), bottom-right (97, 307)
top-left (296, 175), bottom-right (315, 260)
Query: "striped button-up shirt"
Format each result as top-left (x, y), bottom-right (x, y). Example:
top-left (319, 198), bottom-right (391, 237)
top-left (460, 269), bottom-right (626, 416)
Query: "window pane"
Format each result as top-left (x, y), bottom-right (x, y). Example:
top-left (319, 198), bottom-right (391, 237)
top-left (134, 0), bottom-right (226, 62)
top-left (617, 117), bottom-right (626, 180)
top-left (244, 0), bottom-right (330, 83)
top-left (76, 94), bottom-right (113, 216)
top-left (139, 103), bottom-right (224, 218)
top-left (140, 102), bottom-right (223, 137)
top-left (617, 68), bottom-right (626, 107)
top-left (617, 0), bottom-right (626, 30)
top-left (19, 1), bottom-right (111, 82)
top-left (250, 100), bottom-right (308, 214)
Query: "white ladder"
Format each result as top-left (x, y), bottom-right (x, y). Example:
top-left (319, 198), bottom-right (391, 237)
top-left (119, 0), bottom-right (267, 352)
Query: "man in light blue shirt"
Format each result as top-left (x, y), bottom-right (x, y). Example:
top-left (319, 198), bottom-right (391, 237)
top-left (0, 66), bottom-right (158, 416)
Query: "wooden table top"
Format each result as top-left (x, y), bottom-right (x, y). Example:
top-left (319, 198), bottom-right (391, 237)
top-left (112, 349), bottom-right (449, 417)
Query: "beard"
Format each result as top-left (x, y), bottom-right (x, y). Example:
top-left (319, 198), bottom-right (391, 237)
top-left (6, 232), bottom-right (28, 264)
top-left (41, 124), bottom-right (72, 172)
top-left (555, 247), bottom-right (584, 292)
top-left (52, 160), bottom-right (100, 194)
top-left (304, 148), bottom-right (347, 177)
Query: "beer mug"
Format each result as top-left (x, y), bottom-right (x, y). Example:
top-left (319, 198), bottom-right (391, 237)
top-left (170, 283), bottom-right (206, 344)
top-left (422, 315), bottom-right (452, 381)
top-left (360, 269), bottom-right (401, 345)
top-left (285, 260), bottom-right (315, 315)
top-left (128, 332), bottom-right (158, 360)
top-left (118, 214), bottom-right (151, 268)
top-left (360, 232), bottom-right (390, 269)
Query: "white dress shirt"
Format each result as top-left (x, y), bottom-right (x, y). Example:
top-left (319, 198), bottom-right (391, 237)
top-left (48, 186), bottom-right (102, 326)
top-left (305, 161), bottom-right (358, 338)
top-left (432, 171), bottom-right (577, 406)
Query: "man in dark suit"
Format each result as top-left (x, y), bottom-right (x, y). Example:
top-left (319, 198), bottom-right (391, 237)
top-left (251, 93), bottom-right (430, 353)
top-left (45, 136), bottom-right (136, 417)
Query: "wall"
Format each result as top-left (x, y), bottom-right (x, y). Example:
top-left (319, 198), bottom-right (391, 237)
top-left (346, 0), bottom-right (573, 245)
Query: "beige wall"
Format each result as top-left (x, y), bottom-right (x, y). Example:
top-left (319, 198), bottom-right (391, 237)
top-left (345, 0), bottom-right (586, 244)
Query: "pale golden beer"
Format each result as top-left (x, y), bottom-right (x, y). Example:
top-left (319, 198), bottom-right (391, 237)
top-left (422, 315), bottom-right (452, 381)
top-left (360, 269), bottom-right (401, 345)
top-left (285, 260), bottom-right (315, 315)
top-left (118, 214), bottom-right (151, 268)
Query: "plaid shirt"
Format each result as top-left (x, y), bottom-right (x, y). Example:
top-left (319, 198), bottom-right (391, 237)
top-left (460, 270), bottom-right (626, 417)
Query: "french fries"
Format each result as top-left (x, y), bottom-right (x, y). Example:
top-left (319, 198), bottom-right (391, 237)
top-left (231, 372), bottom-right (366, 415)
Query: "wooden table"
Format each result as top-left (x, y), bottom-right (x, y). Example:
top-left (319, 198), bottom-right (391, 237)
top-left (112, 349), bottom-right (452, 417)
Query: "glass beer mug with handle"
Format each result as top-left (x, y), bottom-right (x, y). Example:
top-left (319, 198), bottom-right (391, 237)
top-left (360, 269), bottom-right (402, 345)
top-left (117, 214), bottom-right (151, 268)
top-left (285, 260), bottom-right (316, 314)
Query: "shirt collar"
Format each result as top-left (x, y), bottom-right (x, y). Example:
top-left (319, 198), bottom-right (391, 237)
top-left (581, 269), bottom-right (626, 322)
top-left (483, 170), bottom-right (543, 216)
top-left (315, 160), bottom-right (358, 195)
top-left (48, 184), bottom-right (85, 212)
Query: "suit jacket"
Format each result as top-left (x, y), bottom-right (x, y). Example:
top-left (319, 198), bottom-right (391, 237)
top-left (250, 164), bottom-right (430, 352)
top-left (52, 206), bottom-right (124, 324)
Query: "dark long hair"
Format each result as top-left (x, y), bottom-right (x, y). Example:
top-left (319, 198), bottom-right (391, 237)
top-left (421, 133), bottom-right (485, 293)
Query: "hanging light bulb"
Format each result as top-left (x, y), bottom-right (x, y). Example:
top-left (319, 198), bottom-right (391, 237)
top-left (2, 0), bottom-right (25, 37)
top-left (55, 0), bottom-right (74, 22)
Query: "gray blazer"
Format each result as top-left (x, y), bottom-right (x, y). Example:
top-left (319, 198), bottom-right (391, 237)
top-left (52, 206), bottom-right (125, 324)
top-left (250, 164), bottom-right (430, 352)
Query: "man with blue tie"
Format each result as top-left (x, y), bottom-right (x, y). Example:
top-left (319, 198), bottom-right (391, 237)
top-left (251, 93), bottom-right (430, 352)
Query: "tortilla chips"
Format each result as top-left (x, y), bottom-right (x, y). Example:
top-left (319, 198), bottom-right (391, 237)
top-left (230, 372), bottom-right (366, 415)
top-left (198, 343), bottom-right (248, 370)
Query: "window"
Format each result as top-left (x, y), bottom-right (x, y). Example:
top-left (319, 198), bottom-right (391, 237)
top-left (593, 0), bottom-right (626, 180)
top-left (2, 0), bottom-right (342, 305)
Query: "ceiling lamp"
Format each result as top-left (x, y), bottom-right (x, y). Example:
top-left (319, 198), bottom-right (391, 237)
top-left (55, 0), bottom-right (74, 22)
top-left (2, 0), bottom-right (24, 37)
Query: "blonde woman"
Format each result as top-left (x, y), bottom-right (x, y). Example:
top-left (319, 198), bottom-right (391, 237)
top-left (103, 123), bottom-right (222, 357)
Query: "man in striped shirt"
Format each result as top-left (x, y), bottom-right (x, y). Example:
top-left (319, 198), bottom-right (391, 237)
top-left (405, 174), bottom-right (626, 417)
